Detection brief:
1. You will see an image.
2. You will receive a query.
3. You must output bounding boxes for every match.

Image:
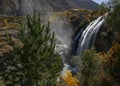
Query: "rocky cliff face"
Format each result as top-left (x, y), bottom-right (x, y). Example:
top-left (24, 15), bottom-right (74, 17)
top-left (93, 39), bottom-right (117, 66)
top-left (0, 0), bottom-right (98, 15)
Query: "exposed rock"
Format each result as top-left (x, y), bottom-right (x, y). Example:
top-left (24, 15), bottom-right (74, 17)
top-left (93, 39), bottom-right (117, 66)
top-left (0, 0), bottom-right (98, 15)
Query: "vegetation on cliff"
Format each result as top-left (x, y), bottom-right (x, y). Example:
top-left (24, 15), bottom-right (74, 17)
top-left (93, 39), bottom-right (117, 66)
top-left (95, 0), bottom-right (120, 52)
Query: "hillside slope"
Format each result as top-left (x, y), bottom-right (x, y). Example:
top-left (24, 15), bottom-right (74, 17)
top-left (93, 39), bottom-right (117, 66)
top-left (0, 0), bottom-right (98, 15)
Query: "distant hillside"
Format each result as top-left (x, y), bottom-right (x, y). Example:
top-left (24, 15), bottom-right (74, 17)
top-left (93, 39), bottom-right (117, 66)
top-left (0, 0), bottom-right (98, 15)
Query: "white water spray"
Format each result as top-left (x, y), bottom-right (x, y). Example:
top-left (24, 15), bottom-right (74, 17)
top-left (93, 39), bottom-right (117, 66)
top-left (76, 16), bottom-right (105, 55)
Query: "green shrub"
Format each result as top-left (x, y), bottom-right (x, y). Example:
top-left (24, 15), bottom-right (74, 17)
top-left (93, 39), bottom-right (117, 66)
top-left (106, 1), bottom-right (120, 42)
top-left (71, 49), bottom-right (99, 86)
top-left (0, 12), bottom-right (62, 86)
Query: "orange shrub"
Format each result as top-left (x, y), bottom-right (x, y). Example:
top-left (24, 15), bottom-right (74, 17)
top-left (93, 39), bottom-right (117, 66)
top-left (63, 71), bottom-right (81, 86)
top-left (99, 43), bottom-right (120, 84)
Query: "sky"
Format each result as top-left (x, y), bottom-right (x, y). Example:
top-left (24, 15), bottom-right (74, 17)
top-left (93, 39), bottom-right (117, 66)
top-left (93, 0), bottom-right (109, 4)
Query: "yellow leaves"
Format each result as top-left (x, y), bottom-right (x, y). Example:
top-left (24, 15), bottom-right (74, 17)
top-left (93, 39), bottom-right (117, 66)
top-left (4, 19), bottom-right (9, 27)
top-left (63, 71), bottom-right (80, 86)
top-left (109, 42), bottom-right (120, 55)
top-left (98, 43), bottom-right (120, 85)
top-left (3, 19), bottom-right (19, 29)
top-left (11, 37), bottom-right (24, 48)
top-left (99, 43), bottom-right (120, 62)
top-left (0, 45), bottom-right (12, 57)
top-left (0, 16), bottom-right (22, 56)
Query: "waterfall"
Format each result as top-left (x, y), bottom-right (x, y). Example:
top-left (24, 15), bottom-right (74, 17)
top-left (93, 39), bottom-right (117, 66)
top-left (72, 28), bottom-right (84, 55)
top-left (75, 16), bottom-right (105, 55)
top-left (61, 16), bottom-right (105, 75)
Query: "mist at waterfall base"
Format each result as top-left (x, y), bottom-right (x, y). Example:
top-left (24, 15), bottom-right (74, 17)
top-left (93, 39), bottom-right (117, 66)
top-left (48, 14), bottom-right (73, 64)
top-left (47, 14), bottom-right (75, 75)
top-left (44, 13), bottom-right (105, 76)
top-left (62, 15), bottom-right (105, 75)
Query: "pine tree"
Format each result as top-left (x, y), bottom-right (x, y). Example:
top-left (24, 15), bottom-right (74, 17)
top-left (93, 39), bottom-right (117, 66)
top-left (0, 12), bottom-right (62, 86)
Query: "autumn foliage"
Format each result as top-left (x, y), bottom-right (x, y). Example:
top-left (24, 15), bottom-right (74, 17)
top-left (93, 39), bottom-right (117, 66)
top-left (99, 43), bottom-right (120, 85)
top-left (63, 71), bottom-right (81, 86)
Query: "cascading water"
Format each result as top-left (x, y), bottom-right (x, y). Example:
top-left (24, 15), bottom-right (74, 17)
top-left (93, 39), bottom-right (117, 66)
top-left (62, 15), bottom-right (105, 75)
top-left (75, 16), bottom-right (105, 55)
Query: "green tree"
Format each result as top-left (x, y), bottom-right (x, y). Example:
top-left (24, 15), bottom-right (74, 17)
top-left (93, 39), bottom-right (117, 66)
top-left (71, 49), bottom-right (99, 86)
top-left (99, 2), bottom-right (110, 15)
top-left (106, 2), bottom-right (120, 31)
top-left (0, 12), bottom-right (62, 86)
top-left (106, 0), bottom-right (120, 42)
